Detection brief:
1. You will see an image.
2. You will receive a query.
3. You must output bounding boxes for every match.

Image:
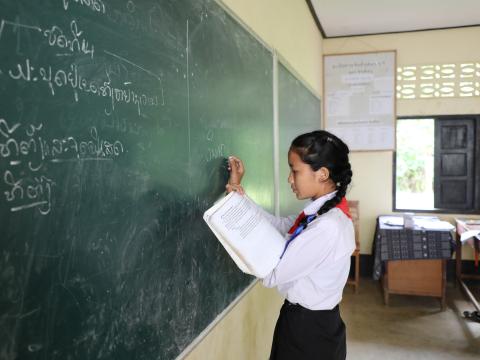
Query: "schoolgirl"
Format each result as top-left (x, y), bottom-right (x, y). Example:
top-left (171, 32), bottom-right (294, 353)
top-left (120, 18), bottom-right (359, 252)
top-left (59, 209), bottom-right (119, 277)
top-left (226, 130), bottom-right (354, 360)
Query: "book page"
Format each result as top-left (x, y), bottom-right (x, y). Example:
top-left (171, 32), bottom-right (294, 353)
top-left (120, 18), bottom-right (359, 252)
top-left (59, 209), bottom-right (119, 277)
top-left (209, 194), bottom-right (284, 245)
top-left (205, 220), bottom-right (252, 274)
top-left (204, 192), bottom-right (285, 277)
top-left (218, 195), bottom-right (263, 240)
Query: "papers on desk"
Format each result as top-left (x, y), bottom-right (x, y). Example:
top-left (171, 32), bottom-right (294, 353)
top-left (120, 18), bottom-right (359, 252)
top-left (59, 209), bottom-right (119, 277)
top-left (414, 218), bottom-right (455, 231)
top-left (381, 216), bottom-right (404, 227)
top-left (460, 230), bottom-right (480, 243)
top-left (379, 215), bottom-right (455, 231)
top-left (456, 218), bottom-right (480, 248)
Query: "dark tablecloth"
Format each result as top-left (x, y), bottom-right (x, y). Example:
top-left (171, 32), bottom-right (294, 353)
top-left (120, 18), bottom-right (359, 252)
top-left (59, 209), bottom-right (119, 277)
top-left (372, 217), bottom-right (454, 280)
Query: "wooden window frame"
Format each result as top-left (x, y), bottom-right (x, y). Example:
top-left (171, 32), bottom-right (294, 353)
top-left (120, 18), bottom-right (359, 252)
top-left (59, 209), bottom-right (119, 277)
top-left (393, 115), bottom-right (480, 214)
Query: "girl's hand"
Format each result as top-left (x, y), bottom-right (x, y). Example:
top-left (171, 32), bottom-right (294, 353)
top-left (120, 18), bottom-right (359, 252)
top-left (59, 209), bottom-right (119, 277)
top-left (226, 156), bottom-right (245, 195)
top-left (225, 182), bottom-right (245, 195)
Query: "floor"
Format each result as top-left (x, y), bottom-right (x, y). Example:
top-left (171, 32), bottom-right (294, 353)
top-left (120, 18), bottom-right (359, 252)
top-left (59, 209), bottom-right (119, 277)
top-left (341, 280), bottom-right (480, 360)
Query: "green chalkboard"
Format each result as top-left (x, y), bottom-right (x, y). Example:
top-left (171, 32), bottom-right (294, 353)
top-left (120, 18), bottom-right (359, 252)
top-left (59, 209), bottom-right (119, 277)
top-left (278, 62), bottom-right (321, 216)
top-left (0, 1), bottom-right (273, 359)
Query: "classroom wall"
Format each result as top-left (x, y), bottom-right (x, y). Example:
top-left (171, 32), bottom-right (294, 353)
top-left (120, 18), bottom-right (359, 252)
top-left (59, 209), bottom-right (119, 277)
top-left (323, 27), bottom-right (480, 257)
top-left (182, 1), bottom-right (323, 359)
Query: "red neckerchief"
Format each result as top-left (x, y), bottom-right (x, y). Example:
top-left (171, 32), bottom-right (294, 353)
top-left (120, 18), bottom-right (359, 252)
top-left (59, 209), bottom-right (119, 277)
top-left (335, 197), bottom-right (351, 219)
top-left (288, 211), bottom-right (306, 234)
top-left (287, 197), bottom-right (351, 234)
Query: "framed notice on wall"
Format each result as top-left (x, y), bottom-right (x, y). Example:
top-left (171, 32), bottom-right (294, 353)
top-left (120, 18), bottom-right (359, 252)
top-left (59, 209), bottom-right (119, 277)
top-left (323, 51), bottom-right (396, 151)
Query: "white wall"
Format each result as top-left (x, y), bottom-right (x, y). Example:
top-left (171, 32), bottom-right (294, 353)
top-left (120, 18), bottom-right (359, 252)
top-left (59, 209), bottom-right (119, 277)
top-left (323, 27), bottom-right (480, 256)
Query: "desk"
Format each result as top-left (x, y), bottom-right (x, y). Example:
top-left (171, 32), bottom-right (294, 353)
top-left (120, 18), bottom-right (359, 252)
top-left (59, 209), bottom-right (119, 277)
top-left (455, 219), bottom-right (480, 321)
top-left (373, 216), bottom-right (454, 310)
top-left (382, 259), bottom-right (446, 309)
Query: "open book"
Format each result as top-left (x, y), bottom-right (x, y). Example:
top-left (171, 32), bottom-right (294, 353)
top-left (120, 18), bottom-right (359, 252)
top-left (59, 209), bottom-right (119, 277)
top-left (203, 192), bottom-right (286, 278)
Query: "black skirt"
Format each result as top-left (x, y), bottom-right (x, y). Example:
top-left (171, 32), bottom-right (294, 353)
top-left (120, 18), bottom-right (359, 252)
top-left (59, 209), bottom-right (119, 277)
top-left (269, 300), bottom-right (346, 360)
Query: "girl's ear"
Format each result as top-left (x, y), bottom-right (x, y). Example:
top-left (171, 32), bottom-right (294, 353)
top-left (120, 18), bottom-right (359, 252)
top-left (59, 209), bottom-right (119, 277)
top-left (316, 167), bottom-right (330, 182)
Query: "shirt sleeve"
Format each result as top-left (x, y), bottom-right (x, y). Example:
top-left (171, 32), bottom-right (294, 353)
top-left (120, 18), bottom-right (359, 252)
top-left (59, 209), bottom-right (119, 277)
top-left (262, 217), bottom-right (338, 287)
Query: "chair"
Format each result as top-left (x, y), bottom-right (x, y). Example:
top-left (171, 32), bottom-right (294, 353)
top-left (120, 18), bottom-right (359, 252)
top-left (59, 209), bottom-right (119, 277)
top-left (347, 200), bottom-right (360, 293)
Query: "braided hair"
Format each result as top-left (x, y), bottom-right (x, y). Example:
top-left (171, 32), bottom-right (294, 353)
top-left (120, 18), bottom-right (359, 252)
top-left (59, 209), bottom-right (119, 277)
top-left (290, 130), bottom-right (352, 218)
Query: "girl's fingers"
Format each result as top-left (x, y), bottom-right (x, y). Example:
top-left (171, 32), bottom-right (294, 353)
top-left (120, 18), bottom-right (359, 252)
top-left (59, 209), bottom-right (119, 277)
top-left (233, 157), bottom-right (245, 174)
top-left (228, 156), bottom-right (245, 185)
top-left (229, 156), bottom-right (243, 168)
top-left (227, 156), bottom-right (245, 194)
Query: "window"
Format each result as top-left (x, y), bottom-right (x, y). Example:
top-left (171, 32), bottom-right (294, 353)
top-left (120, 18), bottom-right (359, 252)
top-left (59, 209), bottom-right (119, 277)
top-left (394, 115), bottom-right (480, 213)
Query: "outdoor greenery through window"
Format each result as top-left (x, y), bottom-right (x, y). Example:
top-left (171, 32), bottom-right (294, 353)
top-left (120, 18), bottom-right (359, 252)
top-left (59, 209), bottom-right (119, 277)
top-left (395, 118), bottom-right (435, 210)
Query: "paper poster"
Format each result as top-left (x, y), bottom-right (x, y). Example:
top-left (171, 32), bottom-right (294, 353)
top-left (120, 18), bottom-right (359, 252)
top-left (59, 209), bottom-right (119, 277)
top-left (324, 51), bottom-right (396, 151)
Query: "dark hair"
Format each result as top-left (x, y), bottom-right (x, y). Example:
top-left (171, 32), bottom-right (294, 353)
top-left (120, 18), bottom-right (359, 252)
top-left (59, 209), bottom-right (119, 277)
top-left (290, 130), bottom-right (352, 217)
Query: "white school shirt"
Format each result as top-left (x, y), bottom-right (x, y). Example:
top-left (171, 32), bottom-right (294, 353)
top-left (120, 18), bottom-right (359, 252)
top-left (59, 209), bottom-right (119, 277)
top-left (259, 191), bottom-right (355, 310)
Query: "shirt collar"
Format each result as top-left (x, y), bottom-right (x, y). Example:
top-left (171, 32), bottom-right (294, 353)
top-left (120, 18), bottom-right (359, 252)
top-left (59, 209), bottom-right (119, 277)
top-left (303, 191), bottom-right (337, 216)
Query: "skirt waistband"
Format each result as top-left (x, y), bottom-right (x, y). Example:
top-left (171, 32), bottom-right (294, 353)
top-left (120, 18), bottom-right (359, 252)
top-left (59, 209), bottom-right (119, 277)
top-left (284, 299), bottom-right (339, 312)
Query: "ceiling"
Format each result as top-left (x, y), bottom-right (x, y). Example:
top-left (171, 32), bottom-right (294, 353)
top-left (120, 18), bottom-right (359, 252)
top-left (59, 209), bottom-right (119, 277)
top-left (307, 0), bottom-right (480, 38)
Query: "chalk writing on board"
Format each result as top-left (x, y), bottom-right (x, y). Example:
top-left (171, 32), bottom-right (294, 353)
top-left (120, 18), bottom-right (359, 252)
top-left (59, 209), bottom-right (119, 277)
top-left (106, 1), bottom-right (163, 36)
top-left (4, 170), bottom-right (55, 214)
top-left (104, 50), bottom-right (161, 82)
top-left (206, 129), bottom-right (214, 141)
top-left (63, 0), bottom-right (106, 14)
top-left (5, 58), bottom-right (160, 115)
top-left (205, 143), bottom-right (225, 163)
top-left (101, 112), bottom-right (141, 135)
top-left (61, 0), bottom-right (169, 40)
top-left (43, 20), bottom-right (95, 58)
top-left (103, 50), bottom-right (165, 106)
top-left (0, 19), bottom-right (42, 42)
top-left (1, 117), bottom-right (125, 214)
top-left (0, 18), bottom-right (94, 58)
top-left (0, 18), bottom-right (164, 114)
top-left (0, 119), bottom-right (124, 163)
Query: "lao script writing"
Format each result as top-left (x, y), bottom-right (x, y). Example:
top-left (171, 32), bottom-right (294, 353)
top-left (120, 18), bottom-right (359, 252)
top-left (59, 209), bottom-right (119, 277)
top-left (1, 117), bottom-right (125, 215)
